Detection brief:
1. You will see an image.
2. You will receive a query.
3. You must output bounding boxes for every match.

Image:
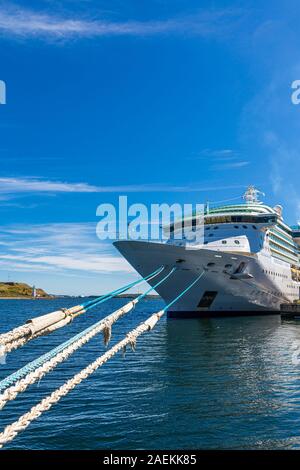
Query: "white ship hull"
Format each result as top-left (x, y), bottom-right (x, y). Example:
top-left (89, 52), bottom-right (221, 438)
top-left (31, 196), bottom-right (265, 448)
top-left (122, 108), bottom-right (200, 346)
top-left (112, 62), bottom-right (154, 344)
top-left (115, 240), bottom-right (299, 318)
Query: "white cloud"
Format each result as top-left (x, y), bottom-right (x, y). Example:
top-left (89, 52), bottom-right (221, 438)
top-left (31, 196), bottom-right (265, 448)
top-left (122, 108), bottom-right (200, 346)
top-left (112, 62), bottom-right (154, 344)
top-left (0, 177), bottom-right (100, 193)
top-left (0, 5), bottom-right (241, 41)
top-left (0, 222), bottom-right (133, 275)
top-left (0, 176), bottom-right (246, 196)
top-left (212, 161), bottom-right (250, 170)
top-left (0, 253), bottom-right (131, 273)
top-left (190, 149), bottom-right (249, 170)
top-left (196, 148), bottom-right (236, 159)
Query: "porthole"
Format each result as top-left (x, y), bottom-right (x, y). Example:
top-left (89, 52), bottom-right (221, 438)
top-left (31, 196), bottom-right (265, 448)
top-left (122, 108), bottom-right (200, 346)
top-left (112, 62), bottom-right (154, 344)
top-left (209, 233), bottom-right (214, 237)
top-left (234, 225), bottom-right (239, 229)
top-left (242, 225), bottom-right (248, 229)
top-left (252, 225), bottom-right (257, 230)
top-left (222, 240), bottom-right (227, 244)
top-left (214, 226), bottom-right (219, 230)
top-left (234, 240), bottom-right (240, 245)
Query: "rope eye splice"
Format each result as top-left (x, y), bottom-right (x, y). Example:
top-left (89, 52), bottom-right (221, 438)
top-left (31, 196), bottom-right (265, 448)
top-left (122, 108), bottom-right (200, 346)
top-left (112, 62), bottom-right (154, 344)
top-left (0, 268), bottom-right (204, 449)
top-left (0, 266), bottom-right (165, 358)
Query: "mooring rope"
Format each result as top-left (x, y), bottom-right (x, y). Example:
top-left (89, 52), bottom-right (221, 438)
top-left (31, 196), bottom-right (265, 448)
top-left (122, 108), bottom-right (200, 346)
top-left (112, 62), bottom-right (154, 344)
top-left (0, 268), bottom-right (176, 405)
top-left (0, 270), bottom-right (204, 448)
top-left (0, 266), bottom-right (164, 355)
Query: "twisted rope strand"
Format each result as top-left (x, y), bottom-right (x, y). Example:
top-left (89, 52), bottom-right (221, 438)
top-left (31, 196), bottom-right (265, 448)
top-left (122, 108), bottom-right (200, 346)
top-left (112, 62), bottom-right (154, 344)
top-left (2, 317), bottom-right (74, 355)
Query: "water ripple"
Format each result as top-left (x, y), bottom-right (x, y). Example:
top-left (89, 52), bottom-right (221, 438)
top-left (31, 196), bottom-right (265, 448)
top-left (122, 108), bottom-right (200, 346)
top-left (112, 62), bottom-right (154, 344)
top-left (1, 299), bottom-right (300, 449)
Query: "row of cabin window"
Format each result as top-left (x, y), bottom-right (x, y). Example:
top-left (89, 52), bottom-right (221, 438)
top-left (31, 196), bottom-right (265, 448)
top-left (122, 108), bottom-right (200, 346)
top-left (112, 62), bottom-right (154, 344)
top-left (262, 269), bottom-right (288, 279)
top-left (170, 221), bottom-right (260, 233)
top-left (205, 225), bottom-right (257, 230)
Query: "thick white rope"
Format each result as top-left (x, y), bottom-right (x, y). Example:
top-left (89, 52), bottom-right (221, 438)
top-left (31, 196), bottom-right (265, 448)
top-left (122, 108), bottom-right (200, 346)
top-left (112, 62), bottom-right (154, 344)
top-left (1, 316), bottom-right (74, 355)
top-left (0, 268), bottom-right (164, 355)
top-left (0, 324), bottom-right (32, 347)
top-left (0, 308), bottom-right (85, 354)
top-left (0, 300), bottom-right (137, 410)
top-left (0, 308), bottom-right (82, 347)
top-left (0, 309), bottom-right (164, 448)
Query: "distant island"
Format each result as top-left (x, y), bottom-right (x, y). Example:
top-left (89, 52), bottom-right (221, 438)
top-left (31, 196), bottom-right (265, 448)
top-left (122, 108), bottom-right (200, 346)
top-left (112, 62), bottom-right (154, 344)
top-left (0, 282), bottom-right (52, 299)
top-left (0, 282), bottom-right (162, 300)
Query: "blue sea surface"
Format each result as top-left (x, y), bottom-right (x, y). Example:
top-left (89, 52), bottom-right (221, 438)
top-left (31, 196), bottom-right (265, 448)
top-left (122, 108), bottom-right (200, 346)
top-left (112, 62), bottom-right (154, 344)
top-left (1, 298), bottom-right (300, 450)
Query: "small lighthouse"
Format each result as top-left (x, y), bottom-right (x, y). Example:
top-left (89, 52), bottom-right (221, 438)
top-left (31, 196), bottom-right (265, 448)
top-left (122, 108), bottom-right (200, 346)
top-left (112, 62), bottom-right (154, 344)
top-left (32, 285), bottom-right (37, 298)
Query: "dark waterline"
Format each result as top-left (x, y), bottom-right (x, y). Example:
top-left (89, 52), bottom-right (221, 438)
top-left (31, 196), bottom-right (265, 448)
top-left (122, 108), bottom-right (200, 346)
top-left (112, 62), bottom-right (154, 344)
top-left (1, 298), bottom-right (300, 450)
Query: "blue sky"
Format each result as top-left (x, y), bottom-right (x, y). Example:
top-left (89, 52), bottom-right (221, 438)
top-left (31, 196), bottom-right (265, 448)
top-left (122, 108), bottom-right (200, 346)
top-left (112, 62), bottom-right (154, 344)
top-left (0, 0), bottom-right (300, 295)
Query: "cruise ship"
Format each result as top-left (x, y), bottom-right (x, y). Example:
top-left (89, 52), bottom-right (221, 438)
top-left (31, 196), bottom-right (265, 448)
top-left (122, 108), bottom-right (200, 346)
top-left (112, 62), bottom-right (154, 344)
top-left (115, 187), bottom-right (300, 317)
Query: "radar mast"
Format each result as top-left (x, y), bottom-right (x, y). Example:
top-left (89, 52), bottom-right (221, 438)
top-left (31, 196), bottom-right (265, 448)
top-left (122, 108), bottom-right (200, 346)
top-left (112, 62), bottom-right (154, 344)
top-left (243, 185), bottom-right (265, 204)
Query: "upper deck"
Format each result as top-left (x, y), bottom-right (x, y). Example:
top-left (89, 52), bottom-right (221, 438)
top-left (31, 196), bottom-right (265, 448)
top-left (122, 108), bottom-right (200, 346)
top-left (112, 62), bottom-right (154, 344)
top-left (164, 187), bottom-right (300, 267)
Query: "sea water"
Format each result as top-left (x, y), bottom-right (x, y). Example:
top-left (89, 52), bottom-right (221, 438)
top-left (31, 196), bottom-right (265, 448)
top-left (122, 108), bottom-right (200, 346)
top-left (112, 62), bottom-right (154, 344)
top-left (1, 298), bottom-right (300, 450)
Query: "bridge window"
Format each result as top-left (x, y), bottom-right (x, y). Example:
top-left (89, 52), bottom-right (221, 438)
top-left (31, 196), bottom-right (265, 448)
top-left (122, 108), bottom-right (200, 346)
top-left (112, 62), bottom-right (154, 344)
top-left (204, 214), bottom-right (278, 226)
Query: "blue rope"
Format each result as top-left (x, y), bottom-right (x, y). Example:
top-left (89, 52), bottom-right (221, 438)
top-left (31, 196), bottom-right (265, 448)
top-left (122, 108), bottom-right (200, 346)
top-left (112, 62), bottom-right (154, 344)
top-left (0, 266), bottom-right (171, 393)
top-left (79, 265), bottom-right (164, 310)
top-left (78, 266), bottom-right (164, 315)
top-left (136, 267), bottom-right (176, 302)
top-left (162, 270), bottom-right (205, 312)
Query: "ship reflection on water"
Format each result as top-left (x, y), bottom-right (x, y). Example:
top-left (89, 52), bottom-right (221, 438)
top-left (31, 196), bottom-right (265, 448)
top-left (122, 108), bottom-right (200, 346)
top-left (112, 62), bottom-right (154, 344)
top-left (163, 315), bottom-right (300, 449)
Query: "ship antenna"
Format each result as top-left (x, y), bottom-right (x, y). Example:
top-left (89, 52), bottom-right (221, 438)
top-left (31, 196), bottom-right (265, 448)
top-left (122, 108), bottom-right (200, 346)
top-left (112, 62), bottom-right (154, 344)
top-left (206, 200), bottom-right (209, 214)
top-left (243, 185), bottom-right (265, 204)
